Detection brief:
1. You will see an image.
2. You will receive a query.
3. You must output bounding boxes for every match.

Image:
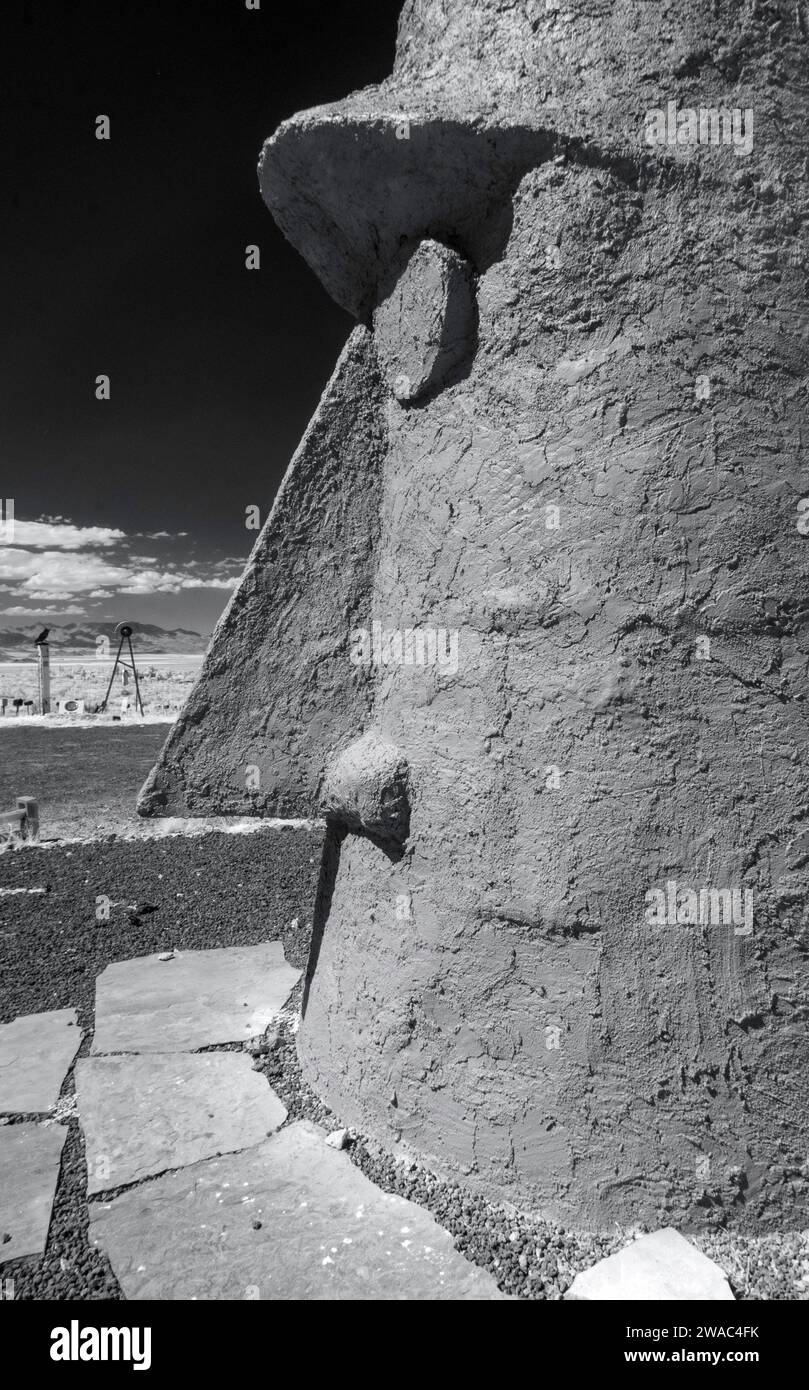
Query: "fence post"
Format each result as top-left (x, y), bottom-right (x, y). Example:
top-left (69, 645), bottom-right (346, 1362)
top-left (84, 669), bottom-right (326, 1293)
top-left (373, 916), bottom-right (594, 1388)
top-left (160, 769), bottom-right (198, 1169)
top-left (37, 641), bottom-right (51, 714)
top-left (17, 797), bottom-right (40, 841)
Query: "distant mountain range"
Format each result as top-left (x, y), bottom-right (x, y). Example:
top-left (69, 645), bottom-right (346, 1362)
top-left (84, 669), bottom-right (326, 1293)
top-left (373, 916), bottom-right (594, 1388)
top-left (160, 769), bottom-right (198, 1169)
top-left (0, 622), bottom-right (209, 661)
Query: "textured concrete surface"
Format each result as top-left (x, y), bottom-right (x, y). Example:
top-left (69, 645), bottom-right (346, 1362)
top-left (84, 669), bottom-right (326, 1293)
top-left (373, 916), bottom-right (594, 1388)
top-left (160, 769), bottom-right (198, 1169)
top-left (88, 1120), bottom-right (506, 1300)
top-left (138, 328), bottom-right (385, 820)
top-left (91, 943), bottom-right (300, 1054)
top-left (0, 1122), bottom-right (67, 1265)
top-left (139, 0), bottom-right (809, 1228)
top-left (75, 1053), bottom-right (287, 1193)
top-left (0, 1009), bottom-right (81, 1114)
top-left (566, 1228), bottom-right (735, 1302)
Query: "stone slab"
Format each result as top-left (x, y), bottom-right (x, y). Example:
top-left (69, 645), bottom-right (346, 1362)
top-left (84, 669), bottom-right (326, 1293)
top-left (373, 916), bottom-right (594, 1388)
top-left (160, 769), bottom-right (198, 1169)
top-left (0, 1122), bottom-right (67, 1265)
top-left (89, 1120), bottom-right (506, 1300)
top-left (565, 1228), bottom-right (735, 1301)
top-left (0, 1008), bottom-right (81, 1114)
top-left (91, 943), bottom-right (300, 1054)
top-left (76, 1053), bottom-right (287, 1193)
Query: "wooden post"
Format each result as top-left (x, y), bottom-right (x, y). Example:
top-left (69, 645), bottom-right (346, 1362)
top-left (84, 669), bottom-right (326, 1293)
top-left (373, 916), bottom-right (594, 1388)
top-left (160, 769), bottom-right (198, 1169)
top-left (37, 642), bottom-right (51, 715)
top-left (16, 797), bottom-right (39, 841)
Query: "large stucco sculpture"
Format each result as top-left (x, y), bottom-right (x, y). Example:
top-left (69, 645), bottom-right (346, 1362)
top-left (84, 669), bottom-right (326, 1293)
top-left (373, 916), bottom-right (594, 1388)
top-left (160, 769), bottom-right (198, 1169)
top-left (140, 0), bottom-right (809, 1229)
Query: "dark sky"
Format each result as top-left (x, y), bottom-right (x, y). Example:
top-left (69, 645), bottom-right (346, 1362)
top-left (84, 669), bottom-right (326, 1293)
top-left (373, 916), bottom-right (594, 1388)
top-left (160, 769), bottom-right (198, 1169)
top-left (1, 0), bottom-right (402, 635)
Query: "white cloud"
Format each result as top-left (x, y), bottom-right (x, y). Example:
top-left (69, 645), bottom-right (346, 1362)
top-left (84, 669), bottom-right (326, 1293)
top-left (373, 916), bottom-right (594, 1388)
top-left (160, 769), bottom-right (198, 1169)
top-left (0, 549), bottom-right (138, 594)
top-left (139, 531), bottom-right (182, 540)
top-left (118, 570), bottom-right (238, 594)
top-left (4, 520), bottom-right (125, 550)
top-left (0, 547), bottom-right (241, 599)
top-left (0, 604), bottom-right (87, 616)
top-left (0, 515), bottom-right (245, 606)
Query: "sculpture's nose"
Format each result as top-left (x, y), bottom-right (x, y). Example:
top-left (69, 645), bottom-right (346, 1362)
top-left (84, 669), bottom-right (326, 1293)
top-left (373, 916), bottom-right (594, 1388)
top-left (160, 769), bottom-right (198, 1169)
top-left (319, 730), bottom-right (410, 849)
top-left (373, 238), bottom-right (477, 404)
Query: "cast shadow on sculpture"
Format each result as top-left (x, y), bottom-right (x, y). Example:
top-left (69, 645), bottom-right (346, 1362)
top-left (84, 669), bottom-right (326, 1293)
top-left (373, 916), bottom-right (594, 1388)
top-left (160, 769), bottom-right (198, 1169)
top-left (303, 746), bottom-right (411, 1020)
top-left (300, 824), bottom-right (344, 1021)
top-left (262, 120), bottom-right (556, 318)
top-left (263, 114), bottom-right (668, 330)
top-left (300, 826), bottom-right (410, 1021)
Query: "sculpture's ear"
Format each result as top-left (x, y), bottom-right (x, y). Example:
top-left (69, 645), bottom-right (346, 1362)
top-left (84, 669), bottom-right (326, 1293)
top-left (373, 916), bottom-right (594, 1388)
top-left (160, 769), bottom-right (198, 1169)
top-left (137, 325), bottom-right (385, 819)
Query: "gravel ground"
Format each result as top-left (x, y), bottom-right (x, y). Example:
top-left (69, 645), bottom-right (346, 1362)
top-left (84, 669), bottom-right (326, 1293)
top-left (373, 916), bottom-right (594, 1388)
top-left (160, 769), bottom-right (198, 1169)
top-left (0, 724), bottom-right (171, 841)
top-left (694, 1229), bottom-right (809, 1303)
top-left (2, 827), bottom-right (807, 1301)
top-left (0, 825), bottom-right (323, 1029)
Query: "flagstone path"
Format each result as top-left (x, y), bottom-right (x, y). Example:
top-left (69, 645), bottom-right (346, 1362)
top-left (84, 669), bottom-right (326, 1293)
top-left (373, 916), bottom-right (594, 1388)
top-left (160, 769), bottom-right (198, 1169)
top-left (0, 1123), bottom-right (67, 1263)
top-left (0, 1008), bottom-right (82, 1264)
top-left (91, 942), bottom-right (299, 1053)
top-left (75, 1052), bottom-right (288, 1192)
top-left (1, 942), bottom-right (505, 1299)
top-left (0, 1008), bottom-right (81, 1113)
top-left (89, 1120), bottom-right (505, 1300)
top-left (565, 1228), bottom-right (734, 1301)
